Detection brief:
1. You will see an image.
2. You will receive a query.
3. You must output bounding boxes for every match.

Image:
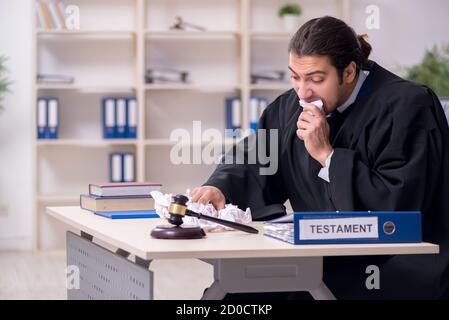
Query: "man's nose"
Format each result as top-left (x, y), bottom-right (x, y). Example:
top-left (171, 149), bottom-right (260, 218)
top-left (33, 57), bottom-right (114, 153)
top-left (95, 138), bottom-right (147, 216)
top-left (296, 84), bottom-right (313, 101)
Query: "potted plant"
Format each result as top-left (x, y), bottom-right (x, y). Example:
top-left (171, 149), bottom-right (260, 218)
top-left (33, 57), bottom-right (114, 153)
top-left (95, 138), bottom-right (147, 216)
top-left (0, 55), bottom-right (11, 111)
top-left (278, 3), bottom-right (302, 32)
top-left (405, 45), bottom-right (449, 97)
top-left (405, 45), bottom-right (449, 123)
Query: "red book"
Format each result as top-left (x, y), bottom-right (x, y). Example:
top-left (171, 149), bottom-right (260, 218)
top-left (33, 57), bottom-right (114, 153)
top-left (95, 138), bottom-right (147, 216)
top-left (89, 182), bottom-right (162, 197)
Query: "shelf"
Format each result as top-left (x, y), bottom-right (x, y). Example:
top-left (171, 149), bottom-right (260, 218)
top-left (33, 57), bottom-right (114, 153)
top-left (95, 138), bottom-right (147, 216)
top-left (36, 84), bottom-right (136, 92)
top-left (37, 195), bottom-right (80, 203)
top-left (250, 83), bottom-right (291, 91)
top-left (36, 29), bottom-right (136, 39)
top-left (32, 0), bottom-right (332, 250)
top-left (250, 31), bottom-right (293, 40)
top-left (37, 139), bottom-right (138, 147)
top-left (144, 139), bottom-right (239, 146)
top-left (144, 84), bottom-right (240, 92)
top-left (145, 30), bottom-right (239, 40)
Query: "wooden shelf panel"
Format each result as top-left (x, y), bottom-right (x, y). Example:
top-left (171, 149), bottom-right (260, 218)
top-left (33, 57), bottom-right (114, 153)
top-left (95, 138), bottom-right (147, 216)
top-left (36, 29), bottom-right (136, 38)
top-left (145, 30), bottom-right (240, 40)
top-left (144, 139), bottom-right (239, 146)
top-left (37, 195), bottom-right (80, 203)
top-left (37, 139), bottom-right (138, 147)
top-left (250, 31), bottom-right (293, 40)
top-left (36, 84), bottom-right (136, 92)
top-left (250, 83), bottom-right (291, 91)
top-left (144, 84), bottom-right (240, 92)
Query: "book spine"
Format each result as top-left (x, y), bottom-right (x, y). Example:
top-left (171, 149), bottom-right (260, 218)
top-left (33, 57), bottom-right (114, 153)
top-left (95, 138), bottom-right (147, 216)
top-left (40, 2), bottom-right (54, 29)
top-left (48, 1), bottom-right (62, 29)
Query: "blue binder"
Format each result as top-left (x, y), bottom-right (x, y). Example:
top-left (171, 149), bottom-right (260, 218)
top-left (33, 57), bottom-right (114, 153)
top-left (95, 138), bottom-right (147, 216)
top-left (122, 152), bottom-right (135, 182)
top-left (46, 97), bottom-right (59, 139)
top-left (116, 97), bottom-right (127, 138)
top-left (109, 152), bottom-right (136, 183)
top-left (37, 98), bottom-right (47, 139)
top-left (102, 97), bottom-right (116, 139)
top-left (264, 211), bottom-right (422, 244)
top-left (109, 152), bottom-right (123, 183)
top-left (248, 96), bottom-right (268, 132)
top-left (125, 97), bottom-right (137, 139)
top-left (225, 97), bottom-right (241, 138)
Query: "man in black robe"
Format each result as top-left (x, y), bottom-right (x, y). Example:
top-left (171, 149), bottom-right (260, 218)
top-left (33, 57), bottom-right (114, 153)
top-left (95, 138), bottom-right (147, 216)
top-left (191, 16), bottom-right (449, 299)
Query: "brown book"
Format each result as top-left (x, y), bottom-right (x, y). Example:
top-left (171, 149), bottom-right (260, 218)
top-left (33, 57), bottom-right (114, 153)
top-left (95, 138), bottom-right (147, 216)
top-left (55, 1), bottom-right (67, 30)
top-left (40, 2), bottom-right (54, 29)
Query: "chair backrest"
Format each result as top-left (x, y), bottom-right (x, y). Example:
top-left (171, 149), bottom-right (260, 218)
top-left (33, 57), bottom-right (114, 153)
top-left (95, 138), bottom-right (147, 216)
top-left (440, 98), bottom-right (449, 125)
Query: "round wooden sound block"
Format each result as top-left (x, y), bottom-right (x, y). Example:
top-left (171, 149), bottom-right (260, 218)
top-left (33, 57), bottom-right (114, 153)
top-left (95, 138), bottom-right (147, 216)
top-left (150, 225), bottom-right (206, 239)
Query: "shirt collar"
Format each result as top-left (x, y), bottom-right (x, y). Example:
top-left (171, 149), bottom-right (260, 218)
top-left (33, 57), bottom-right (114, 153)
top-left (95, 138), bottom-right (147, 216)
top-left (337, 70), bottom-right (370, 113)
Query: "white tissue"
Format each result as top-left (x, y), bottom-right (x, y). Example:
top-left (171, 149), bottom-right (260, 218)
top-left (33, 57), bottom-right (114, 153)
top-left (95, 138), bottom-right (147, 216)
top-left (299, 99), bottom-right (323, 110)
top-left (150, 190), bottom-right (253, 233)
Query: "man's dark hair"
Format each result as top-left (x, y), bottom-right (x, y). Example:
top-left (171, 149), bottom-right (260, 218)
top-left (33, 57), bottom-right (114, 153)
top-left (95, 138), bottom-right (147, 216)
top-left (288, 16), bottom-right (372, 82)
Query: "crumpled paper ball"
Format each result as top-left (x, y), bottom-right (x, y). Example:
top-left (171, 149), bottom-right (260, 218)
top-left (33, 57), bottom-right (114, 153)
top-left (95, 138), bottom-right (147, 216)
top-left (150, 190), bottom-right (252, 232)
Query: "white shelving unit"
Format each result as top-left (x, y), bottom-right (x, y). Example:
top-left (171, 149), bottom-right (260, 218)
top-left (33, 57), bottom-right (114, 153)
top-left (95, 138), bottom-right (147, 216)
top-left (32, 0), bottom-right (349, 250)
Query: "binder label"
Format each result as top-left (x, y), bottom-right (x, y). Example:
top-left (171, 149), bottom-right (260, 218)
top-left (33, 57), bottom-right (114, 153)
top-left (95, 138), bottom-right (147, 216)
top-left (38, 99), bottom-right (47, 127)
top-left (123, 153), bottom-right (135, 182)
top-left (116, 99), bottom-right (126, 127)
top-left (232, 99), bottom-right (241, 127)
top-left (111, 154), bottom-right (122, 182)
top-left (105, 99), bottom-right (115, 127)
top-left (299, 217), bottom-right (379, 240)
top-left (127, 99), bottom-right (137, 127)
top-left (48, 99), bottom-right (58, 127)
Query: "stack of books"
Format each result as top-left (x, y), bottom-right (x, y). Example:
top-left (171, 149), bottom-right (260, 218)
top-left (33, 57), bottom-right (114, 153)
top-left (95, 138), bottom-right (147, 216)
top-left (35, 1), bottom-right (67, 30)
top-left (145, 68), bottom-right (189, 84)
top-left (80, 182), bottom-right (162, 219)
top-left (250, 70), bottom-right (286, 84)
top-left (37, 74), bottom-right (74, 84)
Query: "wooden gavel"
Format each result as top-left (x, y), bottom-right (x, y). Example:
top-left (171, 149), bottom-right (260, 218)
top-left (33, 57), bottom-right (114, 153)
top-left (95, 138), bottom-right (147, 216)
top-left (167, 194), bottom-right (258, 234)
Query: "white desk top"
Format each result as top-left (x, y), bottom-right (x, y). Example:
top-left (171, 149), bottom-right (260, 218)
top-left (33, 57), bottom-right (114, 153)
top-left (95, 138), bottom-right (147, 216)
top-left (47, 206), bottom-right (439, 261)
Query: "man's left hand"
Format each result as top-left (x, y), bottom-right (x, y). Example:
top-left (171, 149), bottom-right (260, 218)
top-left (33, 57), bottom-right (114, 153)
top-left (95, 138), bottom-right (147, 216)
top-left (296, 103), bottom-right (333, 166)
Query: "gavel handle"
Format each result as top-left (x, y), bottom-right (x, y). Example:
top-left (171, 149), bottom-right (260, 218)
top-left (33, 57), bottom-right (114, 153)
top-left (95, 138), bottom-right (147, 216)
top-left (186, 210), bottom-right (259, 234)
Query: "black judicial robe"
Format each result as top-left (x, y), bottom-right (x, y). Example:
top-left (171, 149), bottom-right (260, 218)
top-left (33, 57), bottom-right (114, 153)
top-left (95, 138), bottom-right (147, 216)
top-left (204, 60), bottom-right (449, 299)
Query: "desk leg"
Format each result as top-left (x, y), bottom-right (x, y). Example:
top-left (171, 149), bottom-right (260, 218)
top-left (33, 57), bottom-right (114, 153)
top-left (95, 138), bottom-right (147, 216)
top-left (200, 257), bottom-right (336, 300)
top-left (201, 280), bottom-right (227, 300)
top-left (66, 231), bottom-right (154, 300)
top-left (309, 282), bottom-right (336, 300)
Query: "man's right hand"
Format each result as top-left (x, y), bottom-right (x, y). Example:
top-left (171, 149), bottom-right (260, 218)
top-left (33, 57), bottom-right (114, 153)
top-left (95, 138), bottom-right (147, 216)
top-left (191, 186), bottom-right (226, 210)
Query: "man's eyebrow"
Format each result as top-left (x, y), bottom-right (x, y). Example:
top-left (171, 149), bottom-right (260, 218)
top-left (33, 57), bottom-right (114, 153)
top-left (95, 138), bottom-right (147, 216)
top-left (288, 66), bottom-right (327, 77)
top-left (288, 66), bottom-right (299, 76)
top-left (305, 70), bottom-right (327, 76)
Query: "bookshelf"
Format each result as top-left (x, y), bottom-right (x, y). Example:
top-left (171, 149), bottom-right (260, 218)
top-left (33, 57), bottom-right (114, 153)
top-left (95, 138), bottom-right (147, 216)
top-left (32, 0), bottom-right (350, 250)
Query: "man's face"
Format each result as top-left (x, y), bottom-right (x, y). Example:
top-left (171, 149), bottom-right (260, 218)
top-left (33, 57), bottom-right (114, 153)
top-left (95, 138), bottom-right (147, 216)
top-left (288, 53), bottom-right (355, 114)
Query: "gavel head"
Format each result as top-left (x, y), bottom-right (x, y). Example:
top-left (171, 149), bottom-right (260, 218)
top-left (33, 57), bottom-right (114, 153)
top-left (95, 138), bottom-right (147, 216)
top-left (167, 194), bottom-right (189, 226)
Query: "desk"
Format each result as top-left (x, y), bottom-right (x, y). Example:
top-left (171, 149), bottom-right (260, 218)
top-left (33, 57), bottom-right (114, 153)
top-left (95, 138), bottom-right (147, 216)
top-left (47, 206), bottom-right (439, 300)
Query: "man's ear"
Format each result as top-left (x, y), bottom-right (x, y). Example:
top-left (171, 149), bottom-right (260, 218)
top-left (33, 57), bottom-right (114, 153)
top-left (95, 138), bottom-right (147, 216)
top-left (343, 61), bottom-right (357, 84)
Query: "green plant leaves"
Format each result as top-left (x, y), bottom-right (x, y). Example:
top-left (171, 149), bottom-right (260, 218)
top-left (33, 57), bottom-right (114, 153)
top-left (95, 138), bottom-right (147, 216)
top-left (278, 3), bottom-right (302, 17)
top-left (0, 55), bottom-right (11, 110)
top-left (405, 45), bottom-right (449, 97)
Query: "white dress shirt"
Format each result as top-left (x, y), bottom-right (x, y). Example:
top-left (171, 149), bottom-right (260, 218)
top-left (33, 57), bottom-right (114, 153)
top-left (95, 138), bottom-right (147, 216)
top-left (318, 70), bottom-right (370, 182)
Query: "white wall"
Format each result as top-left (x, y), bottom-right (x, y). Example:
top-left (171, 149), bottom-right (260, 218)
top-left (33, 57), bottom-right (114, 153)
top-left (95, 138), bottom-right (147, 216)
top-left (0, 0), bottom-right (448, 251)
top-left (0, 0), bottom-right (33, 250)
top-left (349, 0), bottom-right (449, 74)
